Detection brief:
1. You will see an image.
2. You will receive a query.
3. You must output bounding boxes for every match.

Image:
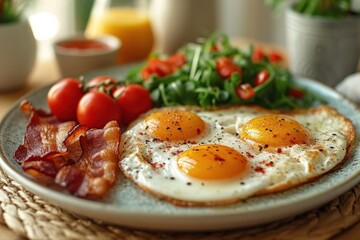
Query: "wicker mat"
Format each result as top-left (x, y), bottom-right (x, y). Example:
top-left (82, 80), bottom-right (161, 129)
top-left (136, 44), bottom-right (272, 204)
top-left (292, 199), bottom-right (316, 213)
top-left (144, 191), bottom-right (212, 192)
top-left (1, 166), bottom-right (360, 240)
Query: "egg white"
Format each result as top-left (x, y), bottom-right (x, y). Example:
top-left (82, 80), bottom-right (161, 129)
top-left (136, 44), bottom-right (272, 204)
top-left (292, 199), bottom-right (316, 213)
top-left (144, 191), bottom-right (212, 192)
top-left (119, 105), bottom-right (354, 206)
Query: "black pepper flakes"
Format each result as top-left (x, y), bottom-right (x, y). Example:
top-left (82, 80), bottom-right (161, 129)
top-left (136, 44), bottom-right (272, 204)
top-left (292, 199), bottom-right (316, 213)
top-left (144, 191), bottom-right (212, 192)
top-left (214, 154), bottom-right (226, 162)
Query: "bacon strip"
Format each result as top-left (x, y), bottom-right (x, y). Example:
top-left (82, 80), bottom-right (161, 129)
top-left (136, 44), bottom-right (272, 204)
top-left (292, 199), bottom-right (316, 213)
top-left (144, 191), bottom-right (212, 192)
top-left (14, 100), bottom-right (121, 199)
top-left (14, 101), bottom-right (77, 176)
top-left (55, 121), bottom-right (120, 198)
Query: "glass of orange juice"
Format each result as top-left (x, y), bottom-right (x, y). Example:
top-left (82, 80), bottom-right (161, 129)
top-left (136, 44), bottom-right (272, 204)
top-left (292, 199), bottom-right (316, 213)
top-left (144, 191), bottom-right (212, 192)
top-left (85, 0), bottom-right (154, 64)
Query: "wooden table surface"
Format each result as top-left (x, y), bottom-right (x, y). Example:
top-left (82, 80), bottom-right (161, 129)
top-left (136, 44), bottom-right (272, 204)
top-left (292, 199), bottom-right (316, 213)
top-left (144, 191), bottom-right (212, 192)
top-left (1, 41), bottom-right (360, 239)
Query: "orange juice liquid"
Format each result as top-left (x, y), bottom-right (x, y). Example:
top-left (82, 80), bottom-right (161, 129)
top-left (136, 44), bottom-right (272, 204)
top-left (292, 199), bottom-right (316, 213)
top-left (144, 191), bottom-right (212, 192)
top-left (86, 7), bottom-right (154, 64)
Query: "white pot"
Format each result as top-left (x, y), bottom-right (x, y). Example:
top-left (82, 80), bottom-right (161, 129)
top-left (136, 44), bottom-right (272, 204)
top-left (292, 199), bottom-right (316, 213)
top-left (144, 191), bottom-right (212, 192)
top-left (286, 6), bottom-right (360, 87)
top-left (0, 20), bottom-right (37, 91)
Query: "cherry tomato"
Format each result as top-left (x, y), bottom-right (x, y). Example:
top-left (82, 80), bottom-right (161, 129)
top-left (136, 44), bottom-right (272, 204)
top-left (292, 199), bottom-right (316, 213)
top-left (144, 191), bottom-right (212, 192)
top-left (77, 90), bottom-right (120, 128)
top-left (113, 84), bottom-right (153, 126)
top-left (86, 75), bottom-right (117, 93)
top-left (252, 48), bottom-right (265, 62)
top-left (86, 75), bottom-right (117, 88)
top-left (216, 57), bottom-right (242, 79)
top-left (288, 89), bottom-right (304, 99)
top-left (47, 78), bottom-right (84, 121)
top-left (269, 51), bottom-right (283, 63)
top-left (254, 69), bottom-right (270, 86)
top-left (235, 83), bottom-right (255, 100)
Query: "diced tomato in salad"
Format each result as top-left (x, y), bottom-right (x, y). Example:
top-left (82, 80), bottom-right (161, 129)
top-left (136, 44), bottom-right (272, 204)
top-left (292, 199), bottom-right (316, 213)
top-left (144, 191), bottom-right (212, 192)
top-left (252, 48), bottom-right (265, 62)
top-left (236, 83), bottom-right (255, 100)
top-left (216, 57), bottom-right (242, 79)
top-left (141, 53), bottom-right (187, 80)
top-left (254, 69), bottom-right (270, 86)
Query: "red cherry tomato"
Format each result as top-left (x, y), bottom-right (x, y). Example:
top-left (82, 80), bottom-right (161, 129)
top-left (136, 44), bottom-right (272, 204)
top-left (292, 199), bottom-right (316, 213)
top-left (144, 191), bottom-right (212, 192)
top-left (113, 84), bottom-right (153, 126)
top-left (216, 57), bottom-right (242, 79)
top-left (254, 69), bottom-right (270, 86)
top-left (86, 75), bottom-right (117, 88)
top-left (47, 78), bottom-right (84, 121)
top-left (77, 90), bottom-right (120, 128)
top-left (235, 83), bottom-right (255, 100)
top-left (86, 75), bottom-right (117, 93)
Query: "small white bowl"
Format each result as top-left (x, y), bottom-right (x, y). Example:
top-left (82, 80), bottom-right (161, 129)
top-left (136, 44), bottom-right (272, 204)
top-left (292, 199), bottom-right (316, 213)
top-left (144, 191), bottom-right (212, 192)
top-left (54, 35), bottom-right (121, 77)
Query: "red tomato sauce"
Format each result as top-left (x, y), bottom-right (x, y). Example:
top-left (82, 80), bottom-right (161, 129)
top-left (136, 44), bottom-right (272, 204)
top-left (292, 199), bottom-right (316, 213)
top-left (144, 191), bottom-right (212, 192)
top-left (58, 39), bottom-right (110, 51)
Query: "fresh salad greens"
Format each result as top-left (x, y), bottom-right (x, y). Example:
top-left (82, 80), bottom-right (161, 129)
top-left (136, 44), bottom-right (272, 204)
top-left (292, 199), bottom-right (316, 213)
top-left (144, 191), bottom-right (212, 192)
top-left (126, 33), bottom-right (323, 109)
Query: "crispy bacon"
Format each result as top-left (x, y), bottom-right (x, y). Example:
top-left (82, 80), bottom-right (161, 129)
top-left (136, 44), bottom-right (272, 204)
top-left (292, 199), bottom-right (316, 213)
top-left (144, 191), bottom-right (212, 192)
top-left (21, 156), bottom-right (76, 179)
top-left (55, 121), bottom-right (120, 198)
top-left (14, 100), bottom-right (121, 199)
top-left (14, 101), bottom-right (77, 175)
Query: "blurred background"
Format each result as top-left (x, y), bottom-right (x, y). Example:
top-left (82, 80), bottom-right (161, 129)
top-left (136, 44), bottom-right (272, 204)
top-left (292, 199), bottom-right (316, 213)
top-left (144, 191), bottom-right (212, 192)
top-left (26, 0), bottom-right (286, 61)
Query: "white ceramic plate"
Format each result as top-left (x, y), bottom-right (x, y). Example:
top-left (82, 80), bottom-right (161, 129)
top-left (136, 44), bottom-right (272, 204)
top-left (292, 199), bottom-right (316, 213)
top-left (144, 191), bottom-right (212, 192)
top-left (1, 65), bottom-right (360, 231)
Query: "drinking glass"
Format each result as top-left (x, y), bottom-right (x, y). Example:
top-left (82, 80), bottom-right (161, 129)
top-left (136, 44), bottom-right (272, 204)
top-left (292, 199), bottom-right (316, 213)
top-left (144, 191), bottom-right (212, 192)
top-left (86, 0), bottom-right (154, 64)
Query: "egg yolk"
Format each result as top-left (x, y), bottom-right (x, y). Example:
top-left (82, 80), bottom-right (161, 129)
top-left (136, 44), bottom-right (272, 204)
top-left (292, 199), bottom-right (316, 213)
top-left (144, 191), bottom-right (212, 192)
top-left (241, 115), bottom-right (310, 150)
top-left (143, 110), bottom-right (205, 141)
top-left (177, 144), bottom-right (248, 180)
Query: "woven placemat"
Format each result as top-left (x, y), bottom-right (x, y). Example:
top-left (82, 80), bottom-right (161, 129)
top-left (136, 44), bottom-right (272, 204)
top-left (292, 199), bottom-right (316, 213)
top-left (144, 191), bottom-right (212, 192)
top-left (1, 165), bottom-right (360, 240)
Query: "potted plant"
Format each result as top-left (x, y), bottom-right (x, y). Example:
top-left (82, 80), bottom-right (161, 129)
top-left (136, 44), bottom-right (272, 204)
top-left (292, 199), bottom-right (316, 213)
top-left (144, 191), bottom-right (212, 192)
top-left (0, 0), bottom-right (36, 91)
top-left (267, 0), bottom-right (360, 87)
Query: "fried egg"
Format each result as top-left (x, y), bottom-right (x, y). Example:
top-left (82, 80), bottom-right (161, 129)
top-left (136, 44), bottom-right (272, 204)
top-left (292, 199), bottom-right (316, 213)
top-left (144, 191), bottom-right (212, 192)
top-left (119, 105), bottom-right (355, 206)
